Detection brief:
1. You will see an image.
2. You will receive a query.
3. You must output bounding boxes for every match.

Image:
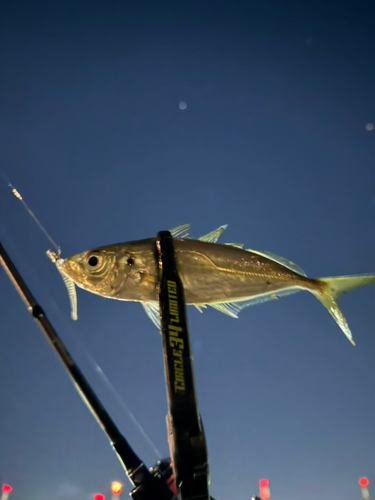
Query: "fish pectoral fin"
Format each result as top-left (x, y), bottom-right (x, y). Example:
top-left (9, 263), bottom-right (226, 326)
top-left (209, 287), bottom-right (301, 317)
top-left (169, 223), bottom-right (191, 239)
top-left (198, 225), bottom-right (228, 243)
top-left (224, 242), bottom-right (244, 248)
top-left (142, 302), bottom-right (161, 329)
top-left (246, 249), bottom-right (307, 277)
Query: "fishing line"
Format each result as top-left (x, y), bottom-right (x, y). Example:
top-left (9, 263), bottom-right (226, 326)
top-left (52, 302), bottom-right (162, 459)
top-left (85, 351), bottom-right (162, 459)
top-left (48, 296), bottom-right (163, 459)
top-left (1, 172), bottom-right (61, 254)
top-left (0, 177), bottom-right (162, 458)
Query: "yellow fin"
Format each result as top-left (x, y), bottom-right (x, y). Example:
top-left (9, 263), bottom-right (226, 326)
top-left (313, 273), bottom-right (375, 345)
top-left (208, 287), bottom-right (301, 317)
top-left (169, 223), bottom-right (190, 239)
top-left (194, 304), bottom-right (207, 313)
top-left (198, 225), bottom-right (228, 243)
top-left (142, 302), bottom-right (161, 329)
top-left (224, 243), bottom-right (244, 248)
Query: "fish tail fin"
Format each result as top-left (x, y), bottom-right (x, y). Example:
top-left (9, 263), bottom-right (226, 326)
top-left (312, 274), bottom-right (375, 346)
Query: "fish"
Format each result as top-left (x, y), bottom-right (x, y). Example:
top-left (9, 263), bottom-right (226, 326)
top-left (49, 223), bottom-right (375, 345)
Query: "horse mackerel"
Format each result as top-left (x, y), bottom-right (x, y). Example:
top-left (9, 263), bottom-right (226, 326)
top-left (53, 224), bottom-right (375, 346)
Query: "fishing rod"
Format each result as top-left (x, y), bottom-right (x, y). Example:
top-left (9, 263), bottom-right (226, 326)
top-left (0, 231), bottom-right (211, 500)
top-left (0, 241), bottom-right (173, 500)
top-left (156, 231), bottom-right (209, 500)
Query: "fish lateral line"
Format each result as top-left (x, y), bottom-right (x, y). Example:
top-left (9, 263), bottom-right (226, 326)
top-left (179, 248), bottom-right (302, 281)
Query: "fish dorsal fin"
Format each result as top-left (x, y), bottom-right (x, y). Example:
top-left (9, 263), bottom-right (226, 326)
top-left (224, 242), bottom-right (244, 249)
top-left (245, 249), bottom-right (307, 277)
top-left (142, 302), bottom-right (161, 329)
top-left (198, 225), bottom-right (228, 243)
top-left (169, 223), bottom-right (191, 239)
top-left (209, 287), bottom-right (302, 317)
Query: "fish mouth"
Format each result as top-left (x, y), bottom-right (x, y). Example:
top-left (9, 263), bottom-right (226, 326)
top-left (60, 254), bottom-right (113, 294)
top-left (59, 257), bottom-right (84, 285)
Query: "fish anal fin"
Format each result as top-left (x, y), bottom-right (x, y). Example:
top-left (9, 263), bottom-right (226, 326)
top-left (194, 304), bottom-right (207, 313)
top-left (209, 303), bottom-right (239, 318)
top-left (208, 287), bottom-right (301, 317)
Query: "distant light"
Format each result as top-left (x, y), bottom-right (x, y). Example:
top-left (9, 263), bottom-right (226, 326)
top-left (259, 478), bottom-right (270, 500)
top-left (359, 477), bottom-right (369, 487)
top-left (2, 485), bottom-right (12, 493)
top-left (179, 101), bottom-right (187, 110)
top-left (94, 494), bottom-right (105, 500)
top-left (111, 482), bottom-right (123, 495)
top-left (365, 123), bottom-right (374, 131)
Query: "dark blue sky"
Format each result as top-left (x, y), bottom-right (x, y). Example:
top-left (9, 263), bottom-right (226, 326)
top-left (1, 1), bottom-right (375, 499)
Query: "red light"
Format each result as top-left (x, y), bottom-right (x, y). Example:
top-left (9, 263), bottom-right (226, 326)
top-left (359, 477), bottom-right (369, 488)
top-left (94, 495), bottom-right (105, 500)
top-left (2, 485), bottom-right (12, 493)
top-left (167, 474), bottom-right (178, 497)
top-left (111, 482), bottom-right (122, 495)
top-left (259, 479), bottom-right (269, 488)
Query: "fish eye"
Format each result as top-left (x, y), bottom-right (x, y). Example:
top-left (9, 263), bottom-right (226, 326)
top-left (88, 256), bottom-right (98, 267)
top-left (85, 252), bottom-right (104, 271)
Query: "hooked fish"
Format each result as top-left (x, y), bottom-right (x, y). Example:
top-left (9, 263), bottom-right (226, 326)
top-left (49, 224), bottom-right (375, 345)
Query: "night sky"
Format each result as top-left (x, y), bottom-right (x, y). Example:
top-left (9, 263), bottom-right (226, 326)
top-left (1, 1), bottom-right (375, 500)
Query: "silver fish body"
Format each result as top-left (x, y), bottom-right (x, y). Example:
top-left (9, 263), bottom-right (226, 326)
top-left (55, 224), bottom-right (375, 345)
top-left (60, 237), bottom-right (316, 303)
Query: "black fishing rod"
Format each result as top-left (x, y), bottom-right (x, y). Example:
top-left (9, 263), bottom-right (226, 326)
top-left (156, 231), bottom-right (209, 500)
top-left (0, 232), bottom-right (211, 500)
top-left (0, 241), bottom-right (173, 500)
